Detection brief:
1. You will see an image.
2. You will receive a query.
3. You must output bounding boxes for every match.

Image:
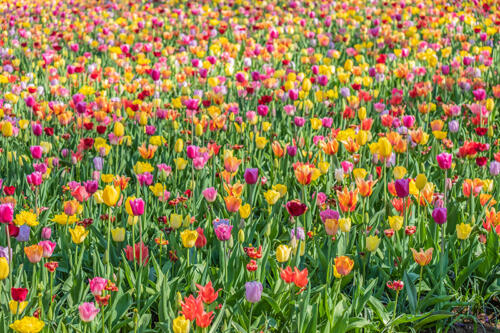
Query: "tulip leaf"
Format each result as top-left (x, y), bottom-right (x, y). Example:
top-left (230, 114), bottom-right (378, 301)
top-left (454, 258), bottom-right (484, 290)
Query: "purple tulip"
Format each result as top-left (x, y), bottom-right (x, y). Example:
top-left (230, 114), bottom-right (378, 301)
top-left (432, 207), bottom-right (447, 225)
top-left (286, 145), bottom-right (297, 157)
top-left (245, 281), bottom-right (263, 303)
top-left (84, 180), bottom-right (99, 194)
top-left (16, 225), bottom-right (30, 242)
top-left (448, 120), bottom-right (459, 133)
top-left (319, 209), bottom-right (339, 223)
top-left (32, 123), bottom-right (42, 136)
top-left (394, 179), bottom-right (410, 198)
top-left (490, 161), bottom-right (500, 176)
top-left (41, 227), bottom-right (52, 240)
top-left (244, 168), bottom-right (259, 185)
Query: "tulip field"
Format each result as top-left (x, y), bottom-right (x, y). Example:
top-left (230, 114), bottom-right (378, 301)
top-left (0, 0), bottom-right (499, 332)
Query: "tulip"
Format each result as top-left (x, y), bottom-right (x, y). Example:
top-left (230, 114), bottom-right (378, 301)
top-left (9, 300), bottom-right (28, 314)
top-left (456, 223), bottom-right (472, 240)
top-left (244, 168), bottom-right (259, 184)
top-left (394, 178), bottom-right (410, 198)
top-left (339, 217), bottom-right (351, 232)
top-left (151, 69), bottom-right (161, 81)
top-left (214, 223), bottom-right (233, 241)
top-left (436, 153), bottom-right (452, 169)
top-left (180, 230), bottom-right (198, 248)
top-left (24, 245), bottom-right (43, 264)
top-left (196, 281), bottom-right (219, 304)
top-left (324, 218), bottom-right (339, 236)
top-left (172, 315), bottom-right (190, 333)
top-left (245, 281), bottom-right (263, 303)
top-left (388, 216), bottom-right (403, 231)
top-left (102, 185), bottom-right (120, 207)
top-left (10, 287), bottom-right (28, 302)
top-left (69, 226), bottom-right (89, 244)
top-left (202, 187), bottom-right (217, 202)
top-left (334, 256), bottom-right (354, 276)
top-left (490, 161), bottom-right (500, 176)
top-left (111, 228), bottom-right (126, 242)
top-left (0, 203), bottom-right (14, 223)
top-left (9, 316), bottom-right (44, 333)
top-left (26, 171), bottom-right (43, 186)
top-left (38, 241), bottom-right (56, 258)
top-left (286, 200), bottom-right (307, 217)
top-left (415, 174), bottom-right (427, 190)
top-left (276, 245), bottom-right (291, 262)
top-left (124, 242), bottom-right (149, 266)
top-left (432, 207), bottom-right (447, 225)
top-left (129, 198), bottom-right (145, 216)
top-left (89, 277), bottom-right (107, 296)
top-left (263, 190), bottom-right (280, 205)
top-left (366, 235), bottom-right (381, 252)
top-left (195, 228), bottom-right (207, 248)
top-left (0, 257), bottom-right (9, 279)
top-left (79, 302), bottom-right (100, 322)
top-left (30, 146), bottom-right (43, 159)
top-left (410, 248), bottom-right (433, 266)
top-left (170, 214), bottom-right (183, 229)
top-left (224, 195), bottom-right (242, 212)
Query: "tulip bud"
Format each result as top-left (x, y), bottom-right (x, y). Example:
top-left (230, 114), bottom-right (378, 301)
top-left (238, 229), bottom-right (245, 243)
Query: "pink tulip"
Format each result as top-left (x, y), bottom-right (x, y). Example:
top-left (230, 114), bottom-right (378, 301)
top-left (0, 204), bottom-right (14, 223)
top-left (202, 187), bottom-right (217, 203)
top-left (88, 277), bottom-right (107, 296)
top-left (436, 153), bottom-right (452, 170)
top-left (41, 227), bottom-right (52, 239)
top-left (129, 198), bottom-right (145, 216)
top-left (30, 146), bottom-right (43, 159)
top-left (26, 172), bottom-right (43, 186)
top-left (38, 241), bottom-right (56, 258)
top-left (79, 302), bottom-right (100, 322)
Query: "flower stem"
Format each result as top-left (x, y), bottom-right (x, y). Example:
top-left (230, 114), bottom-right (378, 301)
top-left (248, 303), bottom-right (254, 333)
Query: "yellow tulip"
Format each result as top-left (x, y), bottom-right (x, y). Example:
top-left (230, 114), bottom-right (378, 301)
top-left (111, 228), bottom-right (125, 242)
top-left (170, 214), bottom-right (183, 229)
top-left (174, 139), bottom-right (184, 153)
top-left (69, 225), bottom-right (89, 244)
top-left (393, 166), bottom-right (407, 179)
top-left (125, 196), bottom-right (136, 216)
top-left (9, 301), bottom-right (28, 314)
top-left (339, 217), bottom-right (351, 232)
top-left (102, 185), bottom-right (120, 207)
top-left (0, 257), bottom-right (9, 279)
top-left (456, 223), bottom-right (472, 240)
top-left (113, 122), bottom-right (125, 137)
top-left (415, 174), bottom-right (427, 190)
top-left (264, 190), bottom-right (280, 205)
top-left (239, 204), bottom-right (251, 219)
top-left (276, 245), bottom-right (291, 263)
top-left (388, 216), bottom-right (403, 231)
top-left (180, 230), bottom-right (198, 248)
top-left (238, 229), bottom-right (245, 243)
top-left (378, 137), bottom-right (392, 158)
top-left (172, 315), bottom-right (190, 333)
top-left (174, 157), bottom-right (188, 170)
top-left (1, 121), bottom-right (13, 137)
top-left (366, 235), bottom-right (381, 252)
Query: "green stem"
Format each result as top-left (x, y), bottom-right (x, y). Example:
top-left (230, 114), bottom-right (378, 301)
top-left (392, 291), bottom-right (399, 322)
top-left (417, 265), bottom-right (423, 308)
top-left (248, 303), bottom-right (254, 333)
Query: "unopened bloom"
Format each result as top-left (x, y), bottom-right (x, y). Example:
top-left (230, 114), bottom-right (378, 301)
top-left (245, 281), bottom-right (263, 303)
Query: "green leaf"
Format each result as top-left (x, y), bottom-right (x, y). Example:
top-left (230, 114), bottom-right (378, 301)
top-left (367, 296), bottom-right (390, 325)
top-left (403, 271), bottom-right (417, 314)
top-left (454, 258), bottom-right (484, 289)
top-left (346, 318), bottom-right (373, 331)
top-left (414, 311), bottom-right (454, 329)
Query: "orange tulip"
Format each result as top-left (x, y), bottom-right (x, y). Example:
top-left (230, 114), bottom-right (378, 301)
top-left (479, 194), bottom-right (496, 207)
top-left (138, 143), bottom-right (158, 160)
top-left (343, 137), bottom-right (360, 153)
top-left (334, 256), bottom-right (354, 276)
top-left (24, 245), bottom-right (43, 264)
top-left (322, 139), bottom-right (339, 155)
top-left (410, 248), bottom-right (433, 266)
top-left (113, 175), bottom-right (131, 191)
top-left (224, 196), bottom-right (242, 213)
top-left (223, 182), bottom-right (244, 197)
top-left (224, 156), bottom-right (241, 173)
top-left (271, 141), bottom-right (284, 158)
top-left (293, 162), bottom-right (315, 186)
top-left (336, 187), bottom-right (358, 212)
top-left (356, 179), bottom-right (377, 197)
top-left (462, 179), bottom-right (482, 197)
